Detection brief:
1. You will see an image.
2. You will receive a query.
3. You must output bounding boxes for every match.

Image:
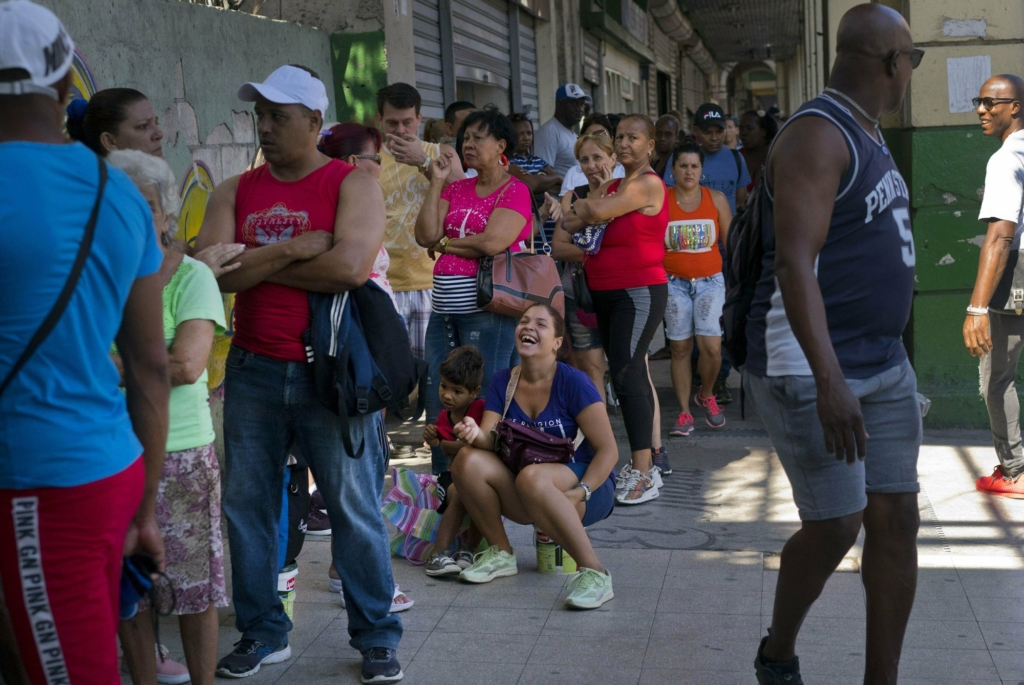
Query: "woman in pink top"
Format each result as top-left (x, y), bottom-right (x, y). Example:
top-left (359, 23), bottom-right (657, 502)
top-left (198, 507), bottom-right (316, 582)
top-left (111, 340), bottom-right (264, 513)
top-left (415, 110), bottom-right (533, 474)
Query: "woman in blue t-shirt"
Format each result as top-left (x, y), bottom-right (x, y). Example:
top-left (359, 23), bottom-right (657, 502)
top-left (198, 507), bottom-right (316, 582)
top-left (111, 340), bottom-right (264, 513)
top-left (451, 304), bottom-right (617, 609)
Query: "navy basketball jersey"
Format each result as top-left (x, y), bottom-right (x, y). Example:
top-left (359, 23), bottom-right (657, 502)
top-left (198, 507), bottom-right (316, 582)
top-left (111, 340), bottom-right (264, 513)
top-left (745, 94), bottom-right (914, 379)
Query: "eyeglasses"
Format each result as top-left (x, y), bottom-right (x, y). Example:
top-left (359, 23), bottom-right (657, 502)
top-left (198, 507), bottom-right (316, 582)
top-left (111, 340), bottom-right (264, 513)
top-left (972, 97), bottom-right (1019, 111)
top-left (888, 48), bottom-right (924, 69)
top-left (354, 153), bottom-right (382, 163)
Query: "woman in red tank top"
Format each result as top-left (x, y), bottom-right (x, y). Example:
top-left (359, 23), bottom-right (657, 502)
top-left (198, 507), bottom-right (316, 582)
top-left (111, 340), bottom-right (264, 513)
top-left (663, 141), bottom-right (733, 439)
top-left (561, 114), bottom-right (669, 506)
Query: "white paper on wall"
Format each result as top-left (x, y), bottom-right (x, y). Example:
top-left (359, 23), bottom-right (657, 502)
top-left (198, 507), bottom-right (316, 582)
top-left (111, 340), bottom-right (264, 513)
top-left (943, 19), bottom-right (986, 38)
top-left (947, 55), bottom-right (992, 114)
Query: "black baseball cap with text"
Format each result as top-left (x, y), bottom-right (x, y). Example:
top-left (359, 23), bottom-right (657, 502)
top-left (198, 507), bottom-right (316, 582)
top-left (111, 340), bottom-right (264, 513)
top-left (694, 103), bottom-right (726, 131)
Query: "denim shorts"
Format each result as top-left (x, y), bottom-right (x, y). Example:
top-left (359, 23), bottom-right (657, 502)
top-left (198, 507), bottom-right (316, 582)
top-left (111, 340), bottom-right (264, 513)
top-left (565, 296), bottom-right (603, 352)
top-left (665, 273), bottom-right (725, 340)
top-left (744, 358), bottom-right (922, 521)
top-left (568, 462), bottom-right (615, 527)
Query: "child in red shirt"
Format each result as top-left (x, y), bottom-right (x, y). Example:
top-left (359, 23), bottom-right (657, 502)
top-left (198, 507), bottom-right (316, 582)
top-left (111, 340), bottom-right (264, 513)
top-left (423, 346), bottom-right (485, 576)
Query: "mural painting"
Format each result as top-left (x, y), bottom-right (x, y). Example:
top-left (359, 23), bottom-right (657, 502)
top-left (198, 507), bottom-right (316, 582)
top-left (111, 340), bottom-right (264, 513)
top-left (177, 162), bottom-right (235, 393)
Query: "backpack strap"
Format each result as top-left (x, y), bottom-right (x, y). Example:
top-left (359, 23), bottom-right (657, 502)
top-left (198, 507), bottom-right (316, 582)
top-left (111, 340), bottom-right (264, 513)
top-left (731, 148), bottom-right (742, 185)
top-left (501, 366), bottom-right (522, 420)
top-left (0, 155), bottom-right (106, 398)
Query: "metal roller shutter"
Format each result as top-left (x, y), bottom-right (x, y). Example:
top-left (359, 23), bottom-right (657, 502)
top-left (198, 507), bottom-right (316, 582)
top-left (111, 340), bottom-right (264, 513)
top-left (519, 11), bottom-right (539, 119)
top-left (413, 0), bottom-right (446, 121)
top-left (452, 0), bottom-right (511, 92)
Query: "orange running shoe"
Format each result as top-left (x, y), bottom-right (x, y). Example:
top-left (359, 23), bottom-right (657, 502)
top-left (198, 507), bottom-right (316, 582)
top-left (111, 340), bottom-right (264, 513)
top-left (975, 465), bottom-right (1024, 499)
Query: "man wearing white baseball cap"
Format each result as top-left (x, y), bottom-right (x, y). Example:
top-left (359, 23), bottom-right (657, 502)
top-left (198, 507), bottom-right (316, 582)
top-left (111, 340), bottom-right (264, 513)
top-left (196, 66), bottom-right (404, 682)
top-left (534, 82), bottom-right (591, 176)
top-left (0, 1), bottom-right (171, 683)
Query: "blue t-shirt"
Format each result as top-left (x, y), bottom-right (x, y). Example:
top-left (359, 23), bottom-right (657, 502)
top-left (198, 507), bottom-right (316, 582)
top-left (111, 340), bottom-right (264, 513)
top-left (701, 147), bottom-right (750, 213)
top-left (485, 362), bottom-right (605, 465)
top-left (0, 142), bottom-right (162, 489)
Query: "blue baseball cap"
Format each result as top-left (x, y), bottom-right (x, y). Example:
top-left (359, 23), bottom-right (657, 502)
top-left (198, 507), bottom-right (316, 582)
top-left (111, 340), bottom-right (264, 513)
top-left (556, 83), bottom-right (589, 101)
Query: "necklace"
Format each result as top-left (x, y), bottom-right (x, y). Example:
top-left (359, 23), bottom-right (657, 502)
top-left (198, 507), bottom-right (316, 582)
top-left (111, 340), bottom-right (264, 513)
top-left (823, 87), bottom-right (881, 126)
top-left (675, 185), bottom-right (701, 209)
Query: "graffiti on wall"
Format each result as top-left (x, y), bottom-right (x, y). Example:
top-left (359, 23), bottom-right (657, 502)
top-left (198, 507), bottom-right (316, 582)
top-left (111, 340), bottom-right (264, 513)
top-left (70, 49), bottom-right (98, 102)
top-left (177, 161), bottom-right (235, 393)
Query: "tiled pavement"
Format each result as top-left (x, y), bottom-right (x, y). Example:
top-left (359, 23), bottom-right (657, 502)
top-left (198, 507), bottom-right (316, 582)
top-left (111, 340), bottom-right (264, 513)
top-left (122, 361), bottom-right (1023, 684)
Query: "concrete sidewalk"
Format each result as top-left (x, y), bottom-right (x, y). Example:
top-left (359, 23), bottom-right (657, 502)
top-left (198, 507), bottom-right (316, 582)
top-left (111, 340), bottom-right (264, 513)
top-left (129, 360), bottom-right (1024, 684)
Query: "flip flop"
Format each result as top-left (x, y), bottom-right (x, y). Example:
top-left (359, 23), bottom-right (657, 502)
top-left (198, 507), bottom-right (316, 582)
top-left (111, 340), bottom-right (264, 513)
top-left (391, 585), bottom-right (414, 613)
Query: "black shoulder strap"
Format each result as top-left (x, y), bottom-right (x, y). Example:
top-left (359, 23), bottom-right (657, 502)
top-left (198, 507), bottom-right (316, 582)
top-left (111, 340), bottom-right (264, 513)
top-left (732, 148), bottom-right (742, 184)
top-left (0, 155), bottom-right (107, 398)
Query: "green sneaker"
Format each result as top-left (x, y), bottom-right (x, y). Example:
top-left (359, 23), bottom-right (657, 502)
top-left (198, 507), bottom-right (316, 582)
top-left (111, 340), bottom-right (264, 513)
top-left (458, 546), bottom-right (518, 584)
top-left (564, 568), bottom-right (614, 609)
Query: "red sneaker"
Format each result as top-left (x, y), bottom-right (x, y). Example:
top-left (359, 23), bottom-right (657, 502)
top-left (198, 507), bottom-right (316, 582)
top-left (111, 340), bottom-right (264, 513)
top-left (976, 466), bottom-right (1024, 499)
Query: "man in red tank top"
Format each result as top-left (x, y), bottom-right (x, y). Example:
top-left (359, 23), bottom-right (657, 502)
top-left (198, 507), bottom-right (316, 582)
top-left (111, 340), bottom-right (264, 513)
top-left (195, 65), bottom-right (403, 683)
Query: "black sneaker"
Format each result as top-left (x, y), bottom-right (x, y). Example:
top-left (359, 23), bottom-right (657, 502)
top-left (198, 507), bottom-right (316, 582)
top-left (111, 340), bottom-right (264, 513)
top-left (713, 378), bottom-right (733, 404)
top-left (754, 636), bottom-right (803, 684)
top-left (310, 488), bottom-right (326, 511)
top-left (652, 446), bottom-right (673, 476)
top-left (216, 639), bottom-right (291, 678)
top-left (361, 647), bottom-right (403, 683)
top-left (305, 507), bottom-right (332, 536)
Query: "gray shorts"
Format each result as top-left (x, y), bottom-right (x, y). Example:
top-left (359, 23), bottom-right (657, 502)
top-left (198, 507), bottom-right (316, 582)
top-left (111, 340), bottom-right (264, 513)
top-left (744, 358), bottom-right (921, 521)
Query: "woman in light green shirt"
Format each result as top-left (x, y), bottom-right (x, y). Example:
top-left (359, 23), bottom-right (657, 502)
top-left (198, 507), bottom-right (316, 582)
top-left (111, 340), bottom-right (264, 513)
top-left (109, 151), bottom-right (229, 685)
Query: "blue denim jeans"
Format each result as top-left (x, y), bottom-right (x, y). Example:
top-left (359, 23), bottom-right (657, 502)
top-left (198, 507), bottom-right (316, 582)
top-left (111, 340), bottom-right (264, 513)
top-left (222, 346), bottom-right (401, 652)
top-left (425, 310), bottom-right (518, 474)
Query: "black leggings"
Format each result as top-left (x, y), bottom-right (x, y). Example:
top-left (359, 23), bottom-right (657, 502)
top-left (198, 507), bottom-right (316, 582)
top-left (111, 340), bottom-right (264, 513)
top-left (592, 284), bottom-right (668, 452)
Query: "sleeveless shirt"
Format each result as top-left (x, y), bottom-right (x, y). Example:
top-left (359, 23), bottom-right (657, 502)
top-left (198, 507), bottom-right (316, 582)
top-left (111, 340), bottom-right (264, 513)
top-left (584, 173), bottom-right (669, 291)
top-left (745, 94), bottom-right (914, 379)
top-left (663, 186), bottom-right (722, 279)
top-left (233, 159), bottom-right (355, 362)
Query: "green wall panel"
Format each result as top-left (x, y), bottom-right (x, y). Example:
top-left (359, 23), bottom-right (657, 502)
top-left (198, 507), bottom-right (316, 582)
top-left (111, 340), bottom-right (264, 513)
top-left (909, 126), bottom-right (998, 209)
top-left (331, 31), bottom-right (388, 125)
top-left (913, 207), bottom-right (986, 292)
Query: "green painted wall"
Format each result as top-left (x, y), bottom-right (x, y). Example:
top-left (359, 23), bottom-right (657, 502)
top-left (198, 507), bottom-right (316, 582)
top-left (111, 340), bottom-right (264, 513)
top-left (331, 31), bottom-right (389, 125)
top-left (897, 126), bottom-right (1006, 427)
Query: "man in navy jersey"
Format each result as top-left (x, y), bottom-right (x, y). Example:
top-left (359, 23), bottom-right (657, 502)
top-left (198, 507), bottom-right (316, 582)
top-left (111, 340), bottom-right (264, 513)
top-left (743, 5), bottom-right (923, 683)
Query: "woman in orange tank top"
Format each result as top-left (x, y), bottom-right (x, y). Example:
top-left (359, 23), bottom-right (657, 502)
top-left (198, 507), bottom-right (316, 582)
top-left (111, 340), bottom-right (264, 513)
top-left (663, 141), bottom-right (733, 437)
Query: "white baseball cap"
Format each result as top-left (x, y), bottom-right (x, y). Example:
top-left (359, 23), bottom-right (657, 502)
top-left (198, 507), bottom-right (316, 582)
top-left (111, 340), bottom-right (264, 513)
top-left (0, 0), bottom-right (75, 99)
top-left (238, 65), bottom-right (329, 115)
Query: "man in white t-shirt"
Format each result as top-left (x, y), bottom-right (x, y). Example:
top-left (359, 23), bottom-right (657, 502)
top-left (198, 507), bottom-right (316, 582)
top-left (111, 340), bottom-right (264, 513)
top-left (533, 84), bottom-right (589, 176)
top-left (963, 74), bottom-right (1024, 498)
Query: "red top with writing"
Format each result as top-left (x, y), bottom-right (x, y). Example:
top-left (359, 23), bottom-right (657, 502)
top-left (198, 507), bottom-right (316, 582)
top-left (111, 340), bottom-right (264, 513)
top-left (233, 159), bottom-right (355, 361)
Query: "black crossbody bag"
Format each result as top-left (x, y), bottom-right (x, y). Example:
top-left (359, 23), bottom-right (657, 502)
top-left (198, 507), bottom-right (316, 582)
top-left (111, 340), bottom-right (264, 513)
top-left (0, 156), bottom-right (107, 397)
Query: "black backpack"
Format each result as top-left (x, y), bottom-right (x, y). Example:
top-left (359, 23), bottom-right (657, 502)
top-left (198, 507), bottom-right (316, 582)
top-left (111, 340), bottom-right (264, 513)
top-left (721, 174), bottom-right (770, 370)
top-left (306, 280), bottom-right (427, 458)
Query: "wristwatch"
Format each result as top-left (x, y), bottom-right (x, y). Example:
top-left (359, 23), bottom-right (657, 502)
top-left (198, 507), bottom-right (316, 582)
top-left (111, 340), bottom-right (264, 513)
top-left (577, 482), bottom-right (592, 502)
top-left (438, 236), bottom-right (451, 254)
top-left (418, 155), bottom-right (432, 175)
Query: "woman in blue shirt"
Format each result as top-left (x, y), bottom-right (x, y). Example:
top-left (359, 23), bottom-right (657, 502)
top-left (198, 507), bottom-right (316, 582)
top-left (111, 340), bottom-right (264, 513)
top-left (451, 304), bottom-right (617, 609)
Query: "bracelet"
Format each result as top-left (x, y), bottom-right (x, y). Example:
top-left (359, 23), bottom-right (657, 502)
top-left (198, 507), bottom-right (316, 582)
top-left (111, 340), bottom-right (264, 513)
top-left (967, 305), bottom-right (989, 316)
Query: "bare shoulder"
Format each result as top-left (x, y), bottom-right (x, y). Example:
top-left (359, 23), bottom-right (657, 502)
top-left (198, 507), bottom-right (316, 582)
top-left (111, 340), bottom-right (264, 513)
top-left (211, 173), bottom-right (242, 199)
top-left (340, 166), bottom-right (380, 193)
top-left (708, 187), bottom-right (729, 205)
top-left (768, 116), bottom-right (850, 184)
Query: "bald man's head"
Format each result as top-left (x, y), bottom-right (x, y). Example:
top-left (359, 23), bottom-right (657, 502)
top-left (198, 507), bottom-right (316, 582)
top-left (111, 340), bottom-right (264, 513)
top-left (830, 3), bottom-right (916, 116)
top-left (977, 74), bottom-right (1024, 141)
top-left (836, 3), bottom-right (911, 59)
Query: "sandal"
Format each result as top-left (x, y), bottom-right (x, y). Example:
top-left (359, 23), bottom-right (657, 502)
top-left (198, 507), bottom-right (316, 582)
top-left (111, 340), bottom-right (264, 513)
top-left (391, 585), bottom-right (414, 613)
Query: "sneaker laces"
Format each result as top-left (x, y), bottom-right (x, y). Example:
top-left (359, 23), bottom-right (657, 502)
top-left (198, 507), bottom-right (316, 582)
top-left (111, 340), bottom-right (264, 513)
top-left (676, 413), bottom-right (693, 425)
top-left (566, 568), bottom-right (601, 595)
top-left (701, 393), bottom-right (723, 416)
top-left (233, 638), bottom-right (262, 656)
top-left (365, 646), bottom-right (393, 662)
top-left (471, 545), bottom-right (503, 567)
top-left (622, 468), bottom-right (646, 492)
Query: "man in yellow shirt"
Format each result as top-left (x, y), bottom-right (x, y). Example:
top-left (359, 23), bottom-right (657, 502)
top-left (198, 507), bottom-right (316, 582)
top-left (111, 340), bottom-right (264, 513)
top-left (375, 83), bottom-right (464, 358)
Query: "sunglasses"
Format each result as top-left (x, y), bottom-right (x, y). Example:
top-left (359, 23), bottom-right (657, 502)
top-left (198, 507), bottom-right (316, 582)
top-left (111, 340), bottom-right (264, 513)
top-left (354, 153), bottom-right (382, 163)
top-left (972, 97), bottom-right (1019, 111)
top-left (888, 48), bottom-right (924, 69)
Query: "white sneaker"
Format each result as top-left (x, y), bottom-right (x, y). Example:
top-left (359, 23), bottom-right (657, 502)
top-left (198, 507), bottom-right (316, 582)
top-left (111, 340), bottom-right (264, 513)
top-left (651, 466), bottom-right (664, 489)
top-left (616, 469), bottom-right (659, 505)
top-left (614, 466), bottom-right (634, 493)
